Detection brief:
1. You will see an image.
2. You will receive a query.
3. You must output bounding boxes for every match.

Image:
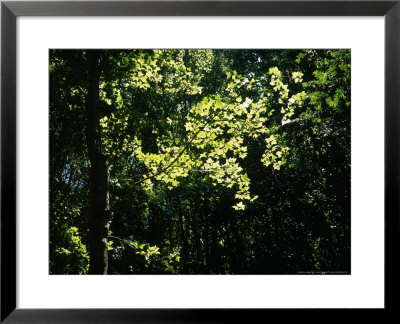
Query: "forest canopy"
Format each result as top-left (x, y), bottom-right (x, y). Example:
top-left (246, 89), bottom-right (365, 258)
top-left (50, 49), bottom-right (351, 275)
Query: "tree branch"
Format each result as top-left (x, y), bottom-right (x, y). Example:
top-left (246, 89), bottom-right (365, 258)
top-left (133, 105), bottom-right (224, 185)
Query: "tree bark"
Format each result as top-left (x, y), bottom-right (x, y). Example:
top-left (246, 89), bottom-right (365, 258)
top-left (178, 209), bottom-right (189, 273)
top-left (85, 50), bottom-right (111, 274)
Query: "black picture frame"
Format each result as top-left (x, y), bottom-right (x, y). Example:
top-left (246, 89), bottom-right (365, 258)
top-left (1, 0), bottom-right (399, 322)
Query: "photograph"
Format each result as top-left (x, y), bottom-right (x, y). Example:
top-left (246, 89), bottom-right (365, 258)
top-left (49, 49), bottom-right (351, 275)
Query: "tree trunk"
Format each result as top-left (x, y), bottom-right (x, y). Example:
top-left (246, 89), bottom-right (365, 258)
top-left (178, 209), bottom-right (189, 273)
top-left (85, 50), bottom-right (111, 274)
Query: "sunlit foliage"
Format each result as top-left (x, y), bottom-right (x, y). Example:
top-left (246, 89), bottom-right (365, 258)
top-left (50, 49), bottom-right (350, 274)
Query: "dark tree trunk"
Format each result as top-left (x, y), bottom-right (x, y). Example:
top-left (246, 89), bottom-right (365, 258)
top-left (178, 209), bottom-right (189, 273)
top-left (204, 206), bottom-right (210, 270)
top-left (85, 50), bottom-right (111, 274)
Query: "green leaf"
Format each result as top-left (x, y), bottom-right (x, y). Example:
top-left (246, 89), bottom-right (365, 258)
top-left (215, 100), bottom-right (223, 109)
top-left (241, 173), bottom-right (250, 182)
